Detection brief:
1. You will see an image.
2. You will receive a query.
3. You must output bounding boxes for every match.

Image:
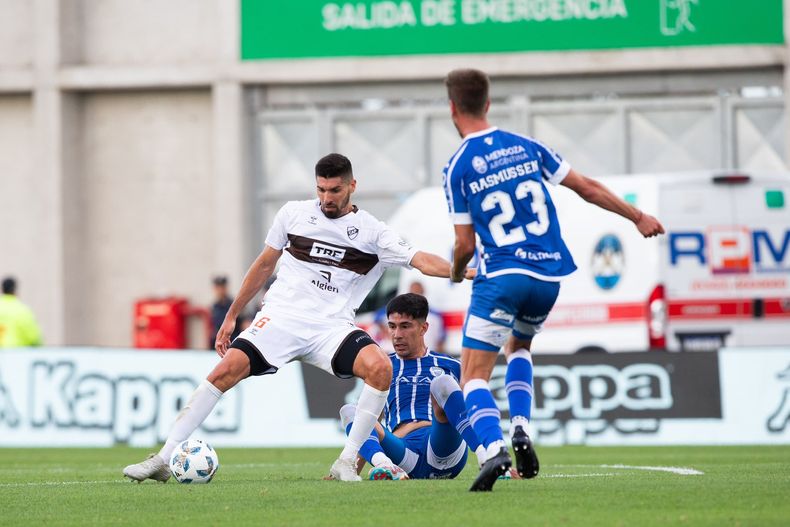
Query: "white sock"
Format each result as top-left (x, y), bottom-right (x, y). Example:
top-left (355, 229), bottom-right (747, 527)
top-left (339, 384), bottom-right (389, 461)
top-left (510, 416), bottom-right (531, 439)
top-left (475, 445), bottom-right (488, 468)
top-left (158, 379), bottom-right (222, 462)
top-left (371, 452), bottom-right (393, 468)
top-left (485, 439), bottom-right (507, 460)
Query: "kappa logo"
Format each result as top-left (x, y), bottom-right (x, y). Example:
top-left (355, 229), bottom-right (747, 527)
top-left (472, 156), bottom-right (488, 174)
top-left (307, 216), bottom-right (318, 225)
top-left (310, 242), bottom-right (346, 262)
top-left (347, 226), bottom-right (359, 240)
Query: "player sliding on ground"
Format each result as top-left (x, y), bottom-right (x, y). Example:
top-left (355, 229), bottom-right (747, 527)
top-left (123, 153), bottom-right (473, 483)
top-left (340, 293), bottom-right (509, 480)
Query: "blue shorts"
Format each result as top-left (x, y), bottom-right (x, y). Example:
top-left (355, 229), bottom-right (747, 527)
top-left (380, 420), bottom-right (468, 479)
top-left (463, 274), bottom-right (560, 351)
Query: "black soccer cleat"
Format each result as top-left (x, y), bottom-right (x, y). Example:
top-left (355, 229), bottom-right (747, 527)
top-left (469, 447), bottom-right (511, 492)
top-left (512, 425), bottom-right (539, 479)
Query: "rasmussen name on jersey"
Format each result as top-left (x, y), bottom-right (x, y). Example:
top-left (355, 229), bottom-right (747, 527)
top-left (469, 160), bottom-right (539, 194)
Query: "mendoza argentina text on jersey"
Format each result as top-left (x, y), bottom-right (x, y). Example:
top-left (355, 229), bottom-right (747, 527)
top-left (443, 127), bottom-right (577, 281)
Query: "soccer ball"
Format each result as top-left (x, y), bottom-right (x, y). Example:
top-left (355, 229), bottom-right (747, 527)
top-left (169, 439), bottom-right (219, 484)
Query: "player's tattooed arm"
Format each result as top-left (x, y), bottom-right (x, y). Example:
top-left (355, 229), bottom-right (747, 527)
top-left (215, 245), bottom-right (282, 356)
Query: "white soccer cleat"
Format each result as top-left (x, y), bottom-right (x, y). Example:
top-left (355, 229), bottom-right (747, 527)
top-left (328, 457), bottom-right (362, 482)
top-left (123, 453), bottom-right (171, 483)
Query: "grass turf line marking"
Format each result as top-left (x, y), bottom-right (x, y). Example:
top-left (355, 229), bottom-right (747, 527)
top-left (0, 480), bottom-right (130, 488)
top-left (542, 472), bottom-right (618, 479)
top-left (554, 464), bottom-right (704, 476)
top-left (601, 464), bottom-right (704, 475)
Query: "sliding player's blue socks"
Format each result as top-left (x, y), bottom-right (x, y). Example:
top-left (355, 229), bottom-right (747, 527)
top-left (442, 389), bottom-right (481, 450)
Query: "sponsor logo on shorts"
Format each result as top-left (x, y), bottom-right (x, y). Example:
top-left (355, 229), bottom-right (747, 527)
top-left (310, 242), bottom-right (346, 262)
top-left (490, 309), bottom-right (514, 323)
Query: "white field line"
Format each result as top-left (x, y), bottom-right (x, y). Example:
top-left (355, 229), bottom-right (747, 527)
top-left (601, 464), bottom-right (704, 476)
top-left (542, 472), bottom-right (618, 479)
top-left (554, 464), bottom-right (704, 476)
top-left (0, 480), bottom-right (130, 488)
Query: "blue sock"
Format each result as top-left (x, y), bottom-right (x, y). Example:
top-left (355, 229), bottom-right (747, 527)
top-left (464, 379), bottom-right (503, 448)
top-left (345, 423), bottom-right (384, 465)
top-left (442, 390), bottom-right (480, 450)
top-left (506, 351), bottom-right (534, 421)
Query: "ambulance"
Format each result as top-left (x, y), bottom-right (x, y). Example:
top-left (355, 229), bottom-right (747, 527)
top-left (371, 172), bottom-right (790, 354)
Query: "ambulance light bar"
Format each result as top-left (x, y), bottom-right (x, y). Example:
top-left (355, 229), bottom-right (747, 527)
top-left (712, 174), bottom-right (751, 185)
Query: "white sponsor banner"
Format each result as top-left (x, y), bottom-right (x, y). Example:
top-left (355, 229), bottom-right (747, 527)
top-left (529, 348), bottom-right (790, 446)
top-left (0, 348), bottom-right (346, 447)
top-left (1, 347), bottom-right (788, 447)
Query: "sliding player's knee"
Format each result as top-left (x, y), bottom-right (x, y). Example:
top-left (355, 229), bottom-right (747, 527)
top-left (430, 374), bottom-right (461, 408)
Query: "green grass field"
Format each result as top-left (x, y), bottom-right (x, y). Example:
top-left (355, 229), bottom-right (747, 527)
top-left (1, 445), bottom-right (788, 526)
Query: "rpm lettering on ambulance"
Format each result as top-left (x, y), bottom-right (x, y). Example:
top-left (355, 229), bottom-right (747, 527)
top-left (669, 228), bottom-right (790, 274)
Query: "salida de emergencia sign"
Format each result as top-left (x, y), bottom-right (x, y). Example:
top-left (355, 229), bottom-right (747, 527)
top-left (241, 0), bottom-right (784, 60)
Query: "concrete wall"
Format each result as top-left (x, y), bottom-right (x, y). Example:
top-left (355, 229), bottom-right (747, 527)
top-left (63, 91), bottom-right (214, 346)
top-left (0, 0), bottom-right (787, 347)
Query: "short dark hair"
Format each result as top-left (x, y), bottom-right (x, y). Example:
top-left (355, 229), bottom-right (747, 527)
top-left (2, 277), bottom-right (17, 295)
top-left (386, 293), bottom-right (429, 322)
top-left (212, 275), bottom-right (228, 286)
top-left (315, 153), bottom-right (353, 182)
top-left (445, 68), bottom-right (489, 117)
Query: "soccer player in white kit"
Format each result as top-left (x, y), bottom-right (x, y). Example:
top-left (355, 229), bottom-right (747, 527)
top-left (123, 153), bottom-right (472, 483)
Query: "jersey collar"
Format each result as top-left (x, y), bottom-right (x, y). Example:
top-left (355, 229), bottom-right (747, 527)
top-left (463, 126), bottom-right (498, 140)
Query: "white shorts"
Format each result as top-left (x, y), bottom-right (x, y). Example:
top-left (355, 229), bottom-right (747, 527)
top-left (233, 305), bottom-right (362, 377)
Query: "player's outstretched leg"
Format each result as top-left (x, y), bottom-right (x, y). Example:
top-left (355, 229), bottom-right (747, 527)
top-left (338, 404), bottom-right (408, 480)
top-left (123, 348), bottom-right (248, 483)
top-left (329, 345), bottom-right (391, 482)
top-left (506, 349), bottom-right (539, 479)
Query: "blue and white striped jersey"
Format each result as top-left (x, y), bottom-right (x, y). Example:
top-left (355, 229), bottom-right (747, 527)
top-left (384, 351), bottom-right (461, 432)
top-left (443, 127), bottom-right (577, 281)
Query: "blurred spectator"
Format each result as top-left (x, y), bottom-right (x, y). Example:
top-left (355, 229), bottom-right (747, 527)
top-left (372, 306), bottom-right (394, 353)
top-left (408, 281), bottom-right (447, 353)
top-left (209, 275), bottom-right (243, 349)
top-left (0, 276), bottom-right (42, 348)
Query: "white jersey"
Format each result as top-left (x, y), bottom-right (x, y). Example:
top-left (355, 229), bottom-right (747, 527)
top-left (263, 199), bottom-right (418, 322)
